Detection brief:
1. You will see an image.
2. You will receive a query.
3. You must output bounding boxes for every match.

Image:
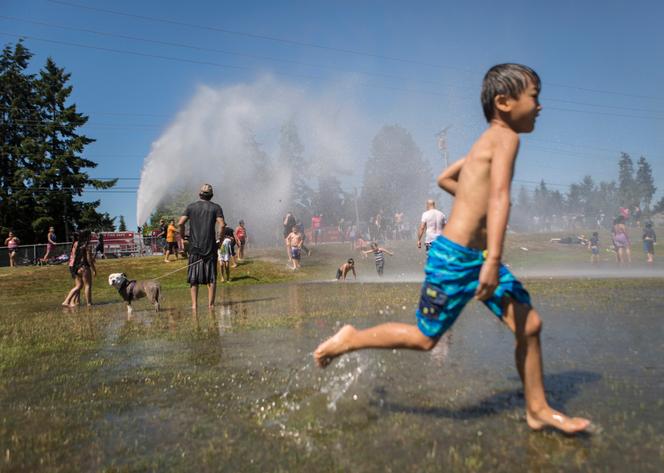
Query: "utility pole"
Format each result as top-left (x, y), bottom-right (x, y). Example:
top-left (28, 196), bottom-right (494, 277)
top-left (435, 125), bottom-right (453, 168)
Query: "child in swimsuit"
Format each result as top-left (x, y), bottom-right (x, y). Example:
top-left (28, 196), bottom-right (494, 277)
top-left (286, 225), bottom-right (303, 270)
top-left (612, 215), bottom-right (631, 263)
top-left (4, 232), bottom-right (20, 268)
top-left (336, 258), bottom-right (356, 281)
top-left (642, 222), bottom-right (656, 264)
top-left (589, 232), bottom-right (599, 264)
top-left (218, 236), bottom-right (232, 282)
top-left (363, 242), bottom-right (393, 277)
top-left (314, 64), bottom-right (590, 434)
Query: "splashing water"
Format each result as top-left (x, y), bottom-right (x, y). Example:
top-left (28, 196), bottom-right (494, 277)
top-left (320, 352), bottom-right (372, 411)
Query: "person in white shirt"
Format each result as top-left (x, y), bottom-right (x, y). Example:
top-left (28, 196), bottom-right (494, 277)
top-left (417, 199), bottom-right (447, 252)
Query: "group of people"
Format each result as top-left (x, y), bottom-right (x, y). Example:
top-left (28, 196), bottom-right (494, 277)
top-left (581, 216), bottom-right (657, 265)
top-left (157, 213), bottom-right (248, 281)
top-left (610, 215), bottom-right (657, 264)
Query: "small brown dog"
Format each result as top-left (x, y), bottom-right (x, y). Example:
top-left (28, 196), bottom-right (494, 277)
top-left (108, 273), bottom-right (160, 313)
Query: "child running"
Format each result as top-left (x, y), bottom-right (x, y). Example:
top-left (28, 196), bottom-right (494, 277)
top-left (363, 242), bottom-right (393, 277)
top-left (336, 258), bottom-right (356, 281)
top-left (314, 64), bottom-right (590, 434)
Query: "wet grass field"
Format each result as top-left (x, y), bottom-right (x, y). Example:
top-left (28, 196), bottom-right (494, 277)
top-left (1, 238), bottom-right (663, 472)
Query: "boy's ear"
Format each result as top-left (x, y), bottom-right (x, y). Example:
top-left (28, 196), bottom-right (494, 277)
top-left (494, 94), bottom-right (514, 113)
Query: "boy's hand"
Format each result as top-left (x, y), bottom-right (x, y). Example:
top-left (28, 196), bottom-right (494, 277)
top-left (476, 259), bottom-right (499, 300)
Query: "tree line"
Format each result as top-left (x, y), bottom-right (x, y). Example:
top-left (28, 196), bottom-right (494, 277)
top-left (1, 41), bottom-right (115, 244)
top-left (512, 152), bottom-right (658, 230)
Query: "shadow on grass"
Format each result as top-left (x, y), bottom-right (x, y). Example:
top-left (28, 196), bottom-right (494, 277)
top-left (231, 275), bottom-right (260, 282)
top-left (370, 370), bottom-right (600, 421)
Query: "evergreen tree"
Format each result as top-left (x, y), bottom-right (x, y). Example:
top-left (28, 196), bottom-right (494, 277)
top-left (635, 156), bottom-right (656, 211)
top-left (617, 152), bottom-right (638, 208)
top-left (278, 119), bottom-right (313, 214)
top-left (0, 41), bottom-right (38, 239)
top-left (0, 42), bottom-right (115, 242)
top-left (118, 215), bottom-right (127, 232)
top-left (32, 57), bottom-right (116, 240)
top-left (360, 125), bottom-right (432, 221)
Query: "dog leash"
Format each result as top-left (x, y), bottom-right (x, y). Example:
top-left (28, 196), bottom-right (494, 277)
top-left (151, 257), bottom-right (204, 281)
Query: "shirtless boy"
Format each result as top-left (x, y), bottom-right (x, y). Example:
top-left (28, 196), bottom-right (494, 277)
top-left (314, 64), bottom-right (590, 434)
top-left (286, 225), bottom-right (304, 270)
top-left (336, 258), bottom-right (356, 281)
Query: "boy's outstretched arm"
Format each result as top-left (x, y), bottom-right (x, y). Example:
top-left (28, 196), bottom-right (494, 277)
top-left (476, 135), bottom-right (519, 301)
top-left (437, 157), bottom-right (466, 196)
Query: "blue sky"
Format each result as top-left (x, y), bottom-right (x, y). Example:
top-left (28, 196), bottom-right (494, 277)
top-left (3, 0), bottom-right (663, 226)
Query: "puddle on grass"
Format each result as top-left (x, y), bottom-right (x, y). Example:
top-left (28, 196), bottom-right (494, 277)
top-left (1, 279), bottom-right (663, 472)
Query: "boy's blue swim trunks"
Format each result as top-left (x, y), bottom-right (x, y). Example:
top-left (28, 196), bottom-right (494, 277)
top-left (416, 236), bottom-right (531, 338)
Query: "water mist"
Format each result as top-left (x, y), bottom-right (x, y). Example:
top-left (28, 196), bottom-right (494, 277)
top-left (136, 76), bottom-right (366, 241)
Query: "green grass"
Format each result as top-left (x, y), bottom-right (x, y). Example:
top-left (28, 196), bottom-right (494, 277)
top-left (0, 233), bottom-right (661, 471)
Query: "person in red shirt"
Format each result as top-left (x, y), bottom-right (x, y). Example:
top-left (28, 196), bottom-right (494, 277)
top-left (235, 220), bottom-right (247, 262)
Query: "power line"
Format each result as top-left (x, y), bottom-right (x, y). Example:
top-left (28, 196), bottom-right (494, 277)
top-left (46, 0), bottom-right (473, 74)
top-left (8, 15), bottom-right (664, 117)
top-left (46, 0), bottom-right (664, 102)
top-left (4, 31), bottom-right (664, 126)
top-left (0, 15), bottom-right (464, 91)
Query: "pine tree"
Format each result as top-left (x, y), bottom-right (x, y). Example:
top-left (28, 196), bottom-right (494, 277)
top-left (617, 152), bottom-right (638, 208)
top-left (360, 125), bottom-right (432, 221)
top-left (33, 57), bottom-right (116, 240)
top-left (278, 119), bottom-right (312, 214)
top-left (0, 41), bottom-right (38, 239)
top-left (635, 156), bottom-right (656, 212)
top-left (118, 215), bottom-right (127, 232)
top-left (0, 41), bottom-right (116, 242)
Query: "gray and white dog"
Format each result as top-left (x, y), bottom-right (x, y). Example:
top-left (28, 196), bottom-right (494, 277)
top-left (108, 272), bottom-right (161, 313)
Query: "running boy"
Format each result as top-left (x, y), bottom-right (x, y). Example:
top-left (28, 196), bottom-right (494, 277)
top-left (363, 242), bottom-right (394, 277)
top-left (336, 258), bottom-right (356, 281)
top-left (314, 64), bottom-right (590, 434)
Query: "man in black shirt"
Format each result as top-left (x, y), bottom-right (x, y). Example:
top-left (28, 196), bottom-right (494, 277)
top-left (178, 184), bottom-right (225, 310)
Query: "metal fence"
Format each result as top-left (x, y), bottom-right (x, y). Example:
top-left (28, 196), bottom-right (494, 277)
top-left (0, 235), bottom-right (172, 267)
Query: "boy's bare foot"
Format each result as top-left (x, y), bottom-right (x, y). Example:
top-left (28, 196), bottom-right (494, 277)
top-left (314, 325), bottom-right (356, 368)
top-left (526, 408), bottom-right (591, 434)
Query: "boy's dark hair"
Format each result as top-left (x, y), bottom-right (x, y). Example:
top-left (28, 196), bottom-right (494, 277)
top-left (645, 221), bottom-right (653, 228)
top-left (481, 63), bottom-right (541, 122)
top-left (347, 258), bottom-right (354, 265)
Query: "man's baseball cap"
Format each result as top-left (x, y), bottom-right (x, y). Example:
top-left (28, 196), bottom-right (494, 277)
top-left (199, 183), bottom-right (214, 197)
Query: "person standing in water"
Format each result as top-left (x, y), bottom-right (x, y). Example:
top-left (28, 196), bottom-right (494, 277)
top-left (363, 242), bottom-right (394, 277)
top-left (178, 184), bottom-right (225, 310)
top-left (283, 212), bottom-right (296, 261)
top-left (612, 215), bottom-right (631, 264)
top-left (314, 64), bottom-right (590, 434)
top-left (235, 220), bottom-right (247, 262)
top-left (286, 225), bottom-right (304, 270)
top-left (642, 222), bottom-right (656, 264)
top-left (589, 232), bottom-right (600, 264)
top-left (417, 199), bottom-right (446, 252)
